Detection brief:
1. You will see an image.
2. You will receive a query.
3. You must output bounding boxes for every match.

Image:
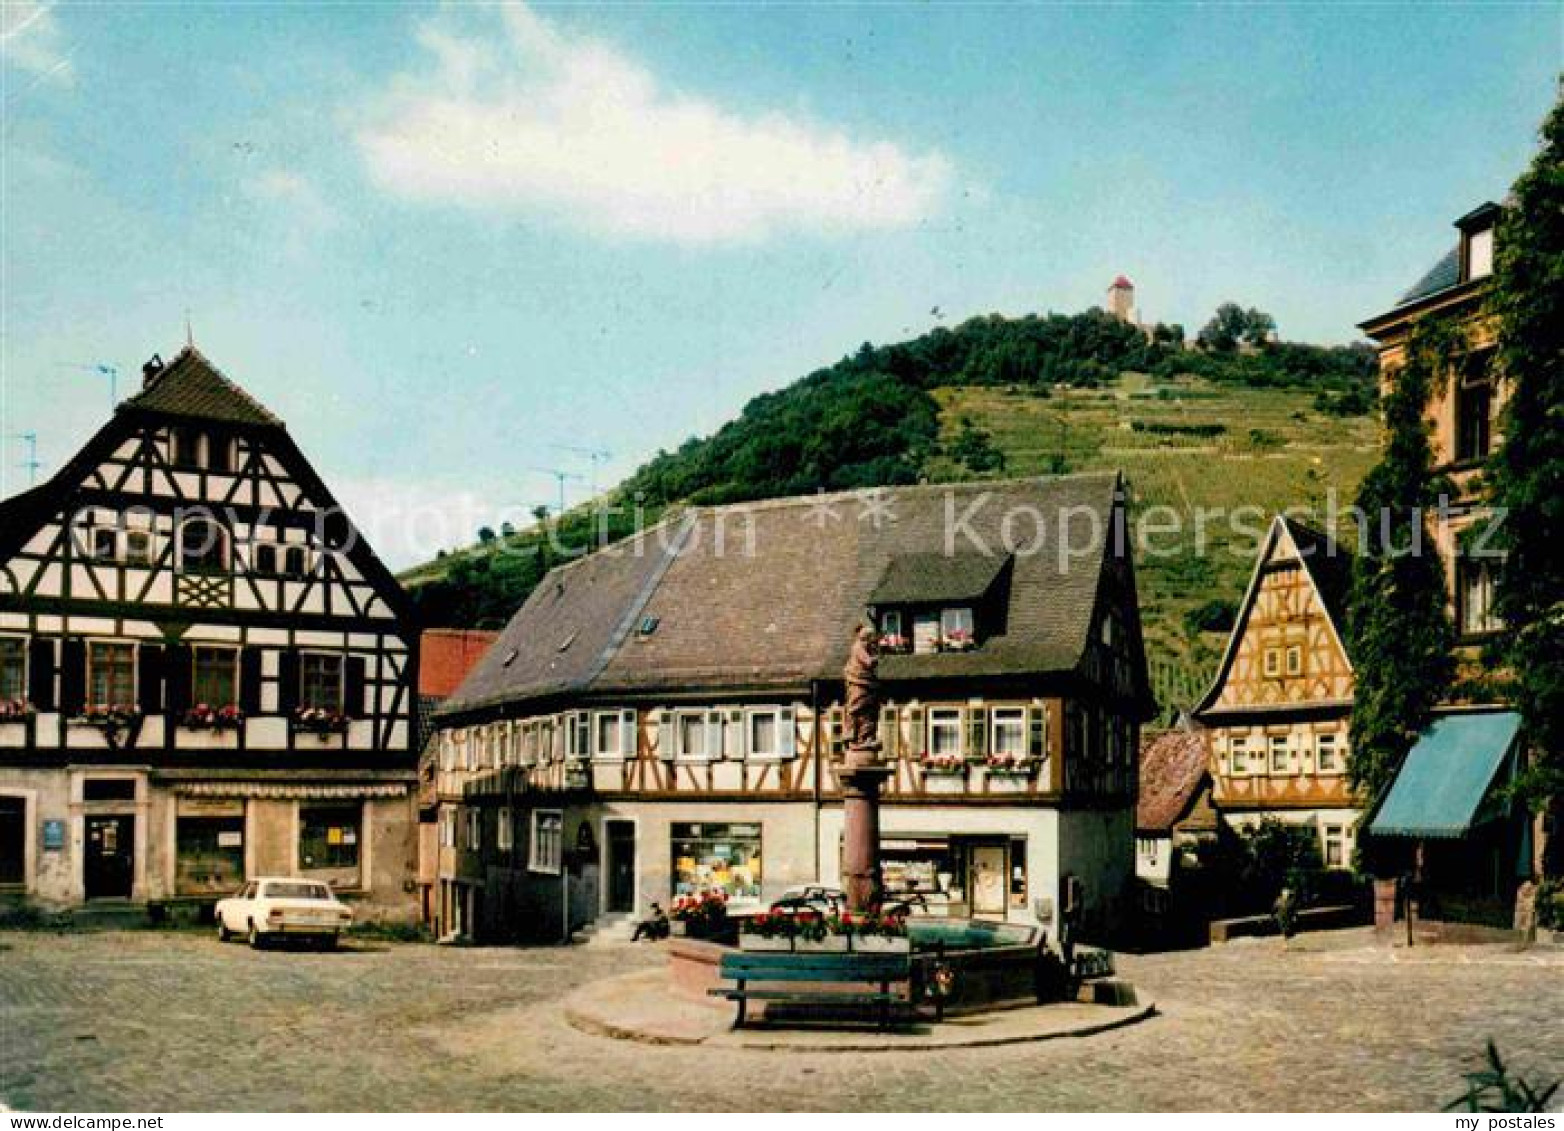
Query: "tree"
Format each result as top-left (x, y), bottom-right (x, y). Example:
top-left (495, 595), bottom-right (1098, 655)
top-left (949, 417), bottom-right (1006, 474)
top-left (1345, 317), bottom-right (1458, 802)
top-left (1486, 89), bottom-right (1564, 873)
top-left (476, 526), bottom-right (496, 545)
top-left (1198, 303), bottom-right (1276, 352)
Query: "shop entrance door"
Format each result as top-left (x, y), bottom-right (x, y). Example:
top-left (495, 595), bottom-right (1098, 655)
top-left (970, 843), bottom-right (1007, 918)
top-left (605, 821), bottom-right (636, 913)
top-left (84, 814), bottom-right (134, 899)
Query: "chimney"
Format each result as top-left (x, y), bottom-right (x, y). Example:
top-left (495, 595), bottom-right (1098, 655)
top-left (141, 354), bottom-right (165, 388)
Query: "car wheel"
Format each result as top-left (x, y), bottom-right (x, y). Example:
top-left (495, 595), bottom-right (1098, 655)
top-left (216, 915), bottom-right (231, 943)
top-left (247, 921), bottom-right (263, 949)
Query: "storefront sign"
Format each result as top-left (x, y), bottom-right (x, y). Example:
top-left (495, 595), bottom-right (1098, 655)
top-left (42, 819), bottom-right (65, 850)
top-left (217, 831), bottom-right (243, 848)
top-left (177, 797), bottom-right (245, 818)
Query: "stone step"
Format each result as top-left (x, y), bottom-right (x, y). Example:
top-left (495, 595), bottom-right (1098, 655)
top-left (70, 901), bottom-right (152, 930)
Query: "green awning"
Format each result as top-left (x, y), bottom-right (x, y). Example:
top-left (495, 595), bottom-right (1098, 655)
top-left (1369, 711), bottom-right (1521, 839)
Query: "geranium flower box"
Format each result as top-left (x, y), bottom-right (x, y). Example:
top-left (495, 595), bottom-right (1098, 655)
top-left (738, 933), bottom-right (795, 952)
top-left (794, 934), bottom-right (849, 953)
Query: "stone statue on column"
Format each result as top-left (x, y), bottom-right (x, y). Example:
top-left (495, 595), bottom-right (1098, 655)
top-left (841, 622), bottom-right (891, 912)
top-left (843, 622), bottom-right (883, 762)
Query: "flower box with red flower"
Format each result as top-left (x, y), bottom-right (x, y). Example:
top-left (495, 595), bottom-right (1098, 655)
top-left (920, 753), bottom-right (969, 775)
top-left (669, 890), bottom-right (729, 938)
top-left (293, 708), bottom-right (349, 736)
top-left (878, 633), bottom-right (911, 655)
top-left (72, 705), bottom-right (143, 734)
top-left (847, 909), bottom-right (911, 953)
top-left (181, 703), bottom-right (246, 732)
top-left (939, 629), bottom-right (976, 653)
top-left (738, 909), bottom-right (798, 951)
top-left (0, 699), bottom-right (35, 724)
top-left (983, 752), bottom-right (1037, 776)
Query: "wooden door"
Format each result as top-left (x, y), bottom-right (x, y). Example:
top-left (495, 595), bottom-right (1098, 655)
top-left (606, 821), bottom-right (636, 913)
top-left (0, 797), bottom-right (23, 885)
top-left (85, 815), bottom-right (134, 900)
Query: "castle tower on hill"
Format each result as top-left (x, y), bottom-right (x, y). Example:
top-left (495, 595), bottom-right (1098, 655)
top-left (1107, 275), bottom-right (1137, 324)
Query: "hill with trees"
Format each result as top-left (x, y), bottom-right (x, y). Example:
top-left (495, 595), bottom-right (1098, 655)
top-left (401, 306), bottom-right (1378, 717)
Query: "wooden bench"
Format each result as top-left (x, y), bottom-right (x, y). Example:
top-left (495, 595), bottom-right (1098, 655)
top-left (708, 951), bottom-right (913, 1030)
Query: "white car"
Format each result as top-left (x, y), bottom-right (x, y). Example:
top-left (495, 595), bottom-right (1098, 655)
top-left (215, 877), bottom-right (353, 949)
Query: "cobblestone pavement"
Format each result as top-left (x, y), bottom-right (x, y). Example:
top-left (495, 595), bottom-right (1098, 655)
top-left (1, 928), bottom-right (1560, 1112)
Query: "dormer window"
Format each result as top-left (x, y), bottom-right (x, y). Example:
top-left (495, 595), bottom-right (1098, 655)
top-left (940, 607), bottom-right (975, 652)
top-left (1456, 202), bottom-right (1501, 284)
top-left (1466, 226), bottom-right (1493, 280)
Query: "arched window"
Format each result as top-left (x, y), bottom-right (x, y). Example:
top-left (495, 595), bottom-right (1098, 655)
top-left (178, 518), bottom-right (229, 573)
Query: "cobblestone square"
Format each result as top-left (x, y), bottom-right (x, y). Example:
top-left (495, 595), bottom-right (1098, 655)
top-left (1, 928), bottom-right (1560, 1112)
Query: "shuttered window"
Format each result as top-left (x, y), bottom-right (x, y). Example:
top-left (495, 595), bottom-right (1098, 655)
top-left (0, 638), bottom-right (25, 703)
top-left (300, 653), bottom-right (344, 713)
top-left (192, 646), bottom-right (238, 707)
top-left (86, 642), bottom-right (135, 710)
top-left (992, 707), bottom-right (1026, 756)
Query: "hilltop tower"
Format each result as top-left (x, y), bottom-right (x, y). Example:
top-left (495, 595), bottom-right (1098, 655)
top-left (1107, 275), bottom-right (1137, 324)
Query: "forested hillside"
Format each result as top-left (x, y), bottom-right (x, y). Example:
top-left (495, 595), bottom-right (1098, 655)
top-left (401, 307), bottom-right (1378, 717)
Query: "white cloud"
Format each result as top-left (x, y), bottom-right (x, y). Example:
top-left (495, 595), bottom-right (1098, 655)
top-left (248, 168), bottom-right (340, 233)
top-left (355, 3), bottom-right (953, 244)
top-left (1, 2), bottom-right (72, 85)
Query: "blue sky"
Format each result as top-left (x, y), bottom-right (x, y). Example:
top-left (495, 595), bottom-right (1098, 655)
top-left (2, 1), bottom-right (1559, 566)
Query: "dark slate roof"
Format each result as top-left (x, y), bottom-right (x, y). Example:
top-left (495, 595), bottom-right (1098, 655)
top-left (1137, 726), bottom-right (1210, 832)
top-left (122, 347), bottom-right (282, 427)
top-left (1397, 246), bottom-right (1460, 307)
top-left (870, 551), bottom-right (1010, 606)
top-left (441, 472), bottom-right (1140, 715)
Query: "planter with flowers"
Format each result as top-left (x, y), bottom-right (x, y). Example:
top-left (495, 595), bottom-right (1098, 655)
top-left (739, 907), bottom-right (909, 952)
top-left (938, 629), bottom-right (976, 653)
top-left (844, 909), bottom-right (911, 953)
top-left (0, 699), bottom-right (35, 726)
top-left (293, 707), bottom-right (349, 738)
top-left (71, 705), bottom-right (144, 746)
top-left (981, 752), bottom-right (1038, 791)
top-left (920, 752), bottom-right (970, 794)
top-left (181, 703), bottom-right (245, 732)
top-left (878, 633), bottom-right (911, 655)
top-left (739, 908), bottom-right (802, 951)
top-left (669, 890), bottom-right (729, 939)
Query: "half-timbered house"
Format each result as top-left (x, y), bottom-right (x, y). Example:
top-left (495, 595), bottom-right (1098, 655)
top-left (1193, 515), bottom-right (1359, 867)
top-left (426, 473), bottom-right (1153, 945)
top-left (0, 348), bottom-right (419, 919)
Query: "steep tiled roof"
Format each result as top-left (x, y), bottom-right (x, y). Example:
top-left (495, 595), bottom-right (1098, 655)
top-left (441, 473), bottom-right (1141, 715)
top-left (1137, 727), bottom-right (1210, 832)
top-left (1397, 247), bottom-right (1460, 307)
top-left (122, 347), bottom-right (282, 427)
top-left (419, 629), bottom-right (500, 697)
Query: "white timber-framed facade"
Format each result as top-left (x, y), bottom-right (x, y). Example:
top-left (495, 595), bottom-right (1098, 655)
top-left (0, 348), bottom-right (420, 919)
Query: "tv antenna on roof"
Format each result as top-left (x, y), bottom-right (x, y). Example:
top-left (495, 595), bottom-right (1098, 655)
top-left (59, 362), bottom-right (120, 411)
top-left (529, 467), bottom-right (584, 514)
top-left (11, 432), bottom-right (40, 486)
top-left (552, 444), bottom-right (613, 498)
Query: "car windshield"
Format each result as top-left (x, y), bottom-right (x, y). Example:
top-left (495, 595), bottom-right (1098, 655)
top-left (263, 882), bottom-right (333, 901)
